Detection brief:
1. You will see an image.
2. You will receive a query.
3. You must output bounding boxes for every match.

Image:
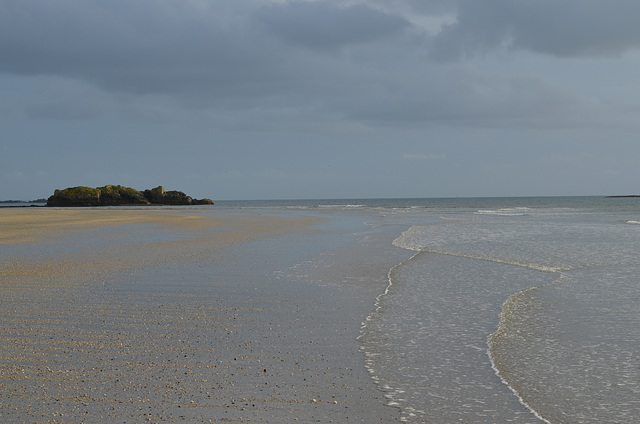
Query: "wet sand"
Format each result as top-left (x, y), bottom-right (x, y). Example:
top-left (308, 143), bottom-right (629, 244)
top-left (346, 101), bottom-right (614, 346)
top-left (0, 208), bottom-right (400, 423)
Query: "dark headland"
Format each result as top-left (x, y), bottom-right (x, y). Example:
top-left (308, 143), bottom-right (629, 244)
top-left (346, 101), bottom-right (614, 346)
top-left (46, 185), bottom-right (213, 207)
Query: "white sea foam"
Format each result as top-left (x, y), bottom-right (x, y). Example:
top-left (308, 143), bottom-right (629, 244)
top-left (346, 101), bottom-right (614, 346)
top-left (391, 226), bottom-right (426, 252)
top-left (318, 204), bottom-right (365, 208)
top-left (392, 226), bottom-right (570, 273)
top-left (475, 207), bottom-right (531, 216)
top-left (393, 225), bottom-right (574, 272)
top-left (422, 249), bottom-right (570, 273)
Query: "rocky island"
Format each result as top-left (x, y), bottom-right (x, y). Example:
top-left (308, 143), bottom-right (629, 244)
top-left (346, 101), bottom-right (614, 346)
top-left (46, 185), bottom-right (213, 207)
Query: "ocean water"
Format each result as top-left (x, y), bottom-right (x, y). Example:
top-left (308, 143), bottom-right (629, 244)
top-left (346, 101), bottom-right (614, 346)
top-left (220, 196), bottom-right (640, 423)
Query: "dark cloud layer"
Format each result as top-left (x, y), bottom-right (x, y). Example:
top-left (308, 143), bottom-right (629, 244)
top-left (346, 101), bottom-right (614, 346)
top-left (0, 1), bottom-right (274, 95)
top-left (3, 1), bottom-right (639, 89)
top-left (0, 1), bottom-right (406, 95)
top-left (2, 0), bottom-right (620, 127)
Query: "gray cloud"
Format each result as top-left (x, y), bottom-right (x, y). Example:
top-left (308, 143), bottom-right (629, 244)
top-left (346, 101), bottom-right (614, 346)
top-left (335, 62), bottom-right (595, 128)
top-left (0, 0), bottom-right (406, 98)
top-left (0, 0), bottom-right (638, 132)
top-left (0, 0), bottom-right (415, 123)
top-left (431, 0), bottom-right (640, 60)
top-left (255, 2), bottom-right (409, 51)
top-left (0, 0), bottom-right (278, 95)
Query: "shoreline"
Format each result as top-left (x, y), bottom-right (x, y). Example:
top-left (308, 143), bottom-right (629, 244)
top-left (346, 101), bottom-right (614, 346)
top-left (0, 208), bottom-right (402, 422)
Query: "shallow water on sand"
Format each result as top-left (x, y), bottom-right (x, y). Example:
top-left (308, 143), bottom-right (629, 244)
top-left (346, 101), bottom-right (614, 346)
top-left (4, 197), bottom-right (640, 423)
top-left (358, 197), bottom-right (640, 423)
top-left (0, 209), bottom-right (399, 423)
top-left (360, 252), bottom-right (550, 423)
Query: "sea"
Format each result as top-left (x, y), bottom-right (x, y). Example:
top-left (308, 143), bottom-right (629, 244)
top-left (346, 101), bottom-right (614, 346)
top-left (214, 196), bottom-right (640, 423)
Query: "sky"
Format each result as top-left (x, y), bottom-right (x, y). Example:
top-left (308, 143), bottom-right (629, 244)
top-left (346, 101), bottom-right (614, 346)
top-left (2, 0), bottom-right (640, 200)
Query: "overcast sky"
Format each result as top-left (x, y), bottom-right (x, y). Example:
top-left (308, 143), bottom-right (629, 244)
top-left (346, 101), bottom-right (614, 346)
top-left (2, 0), bottom-right (640, 200)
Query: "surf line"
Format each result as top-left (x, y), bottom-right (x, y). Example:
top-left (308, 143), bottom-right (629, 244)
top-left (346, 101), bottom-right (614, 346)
top-left (357, 249), bottom-right (422, 415)
top-left (421, 247), bottom-right (564, 423)
top-left (418, 248), bottom-right (570, 274)
top-left (363, 238), bottom-right (568, 423)
top-left (395, 244), bottom-right (565, 424)
top-left (486, 275), bottom-right (566, 424)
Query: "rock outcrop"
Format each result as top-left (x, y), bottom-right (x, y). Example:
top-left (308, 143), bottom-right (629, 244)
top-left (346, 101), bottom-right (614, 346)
top-left (47, 185), bottom-right (213, 207)
top-left (98, 185), bottom-right (149, 206)
top-left (142, 186), bottom-right (204, 205)
top-left (47, 186), bottom-right (102, 207)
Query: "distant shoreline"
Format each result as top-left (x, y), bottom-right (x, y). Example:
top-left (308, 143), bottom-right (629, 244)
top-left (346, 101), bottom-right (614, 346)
top-left (0, 204), bottom-right (45, 208)
top-left (0, 199), bottom-right (47, 204)
top-left (1, 194), bottom-right (638, 207)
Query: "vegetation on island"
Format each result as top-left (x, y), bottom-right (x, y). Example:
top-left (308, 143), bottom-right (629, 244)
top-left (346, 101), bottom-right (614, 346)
top-left (46, 185), bottom-right (213, 207)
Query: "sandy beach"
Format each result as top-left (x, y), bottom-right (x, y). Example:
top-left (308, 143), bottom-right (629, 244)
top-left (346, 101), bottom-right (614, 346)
top-left (0, 208), bottom-right (402, 423)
